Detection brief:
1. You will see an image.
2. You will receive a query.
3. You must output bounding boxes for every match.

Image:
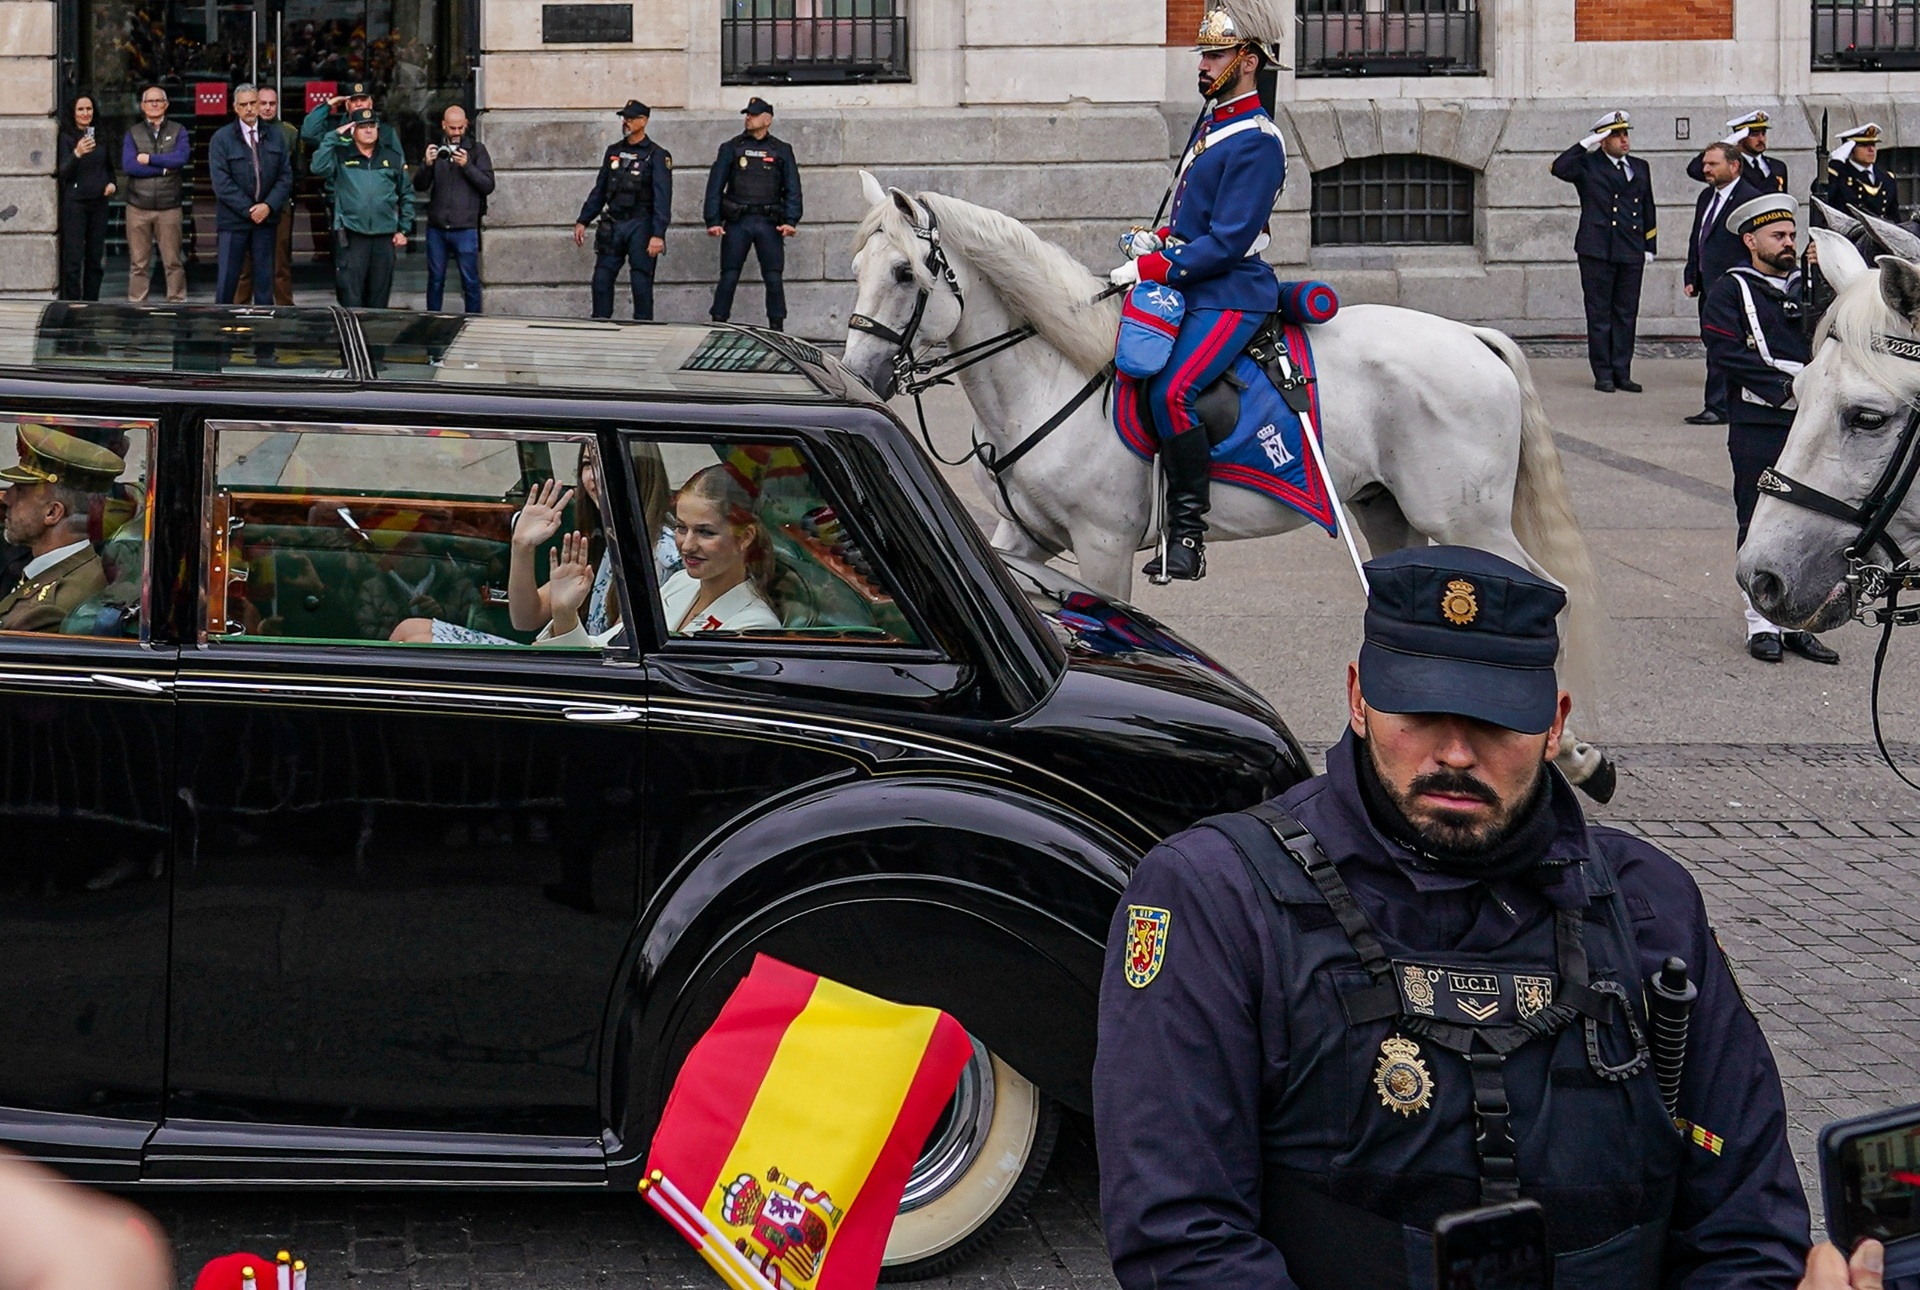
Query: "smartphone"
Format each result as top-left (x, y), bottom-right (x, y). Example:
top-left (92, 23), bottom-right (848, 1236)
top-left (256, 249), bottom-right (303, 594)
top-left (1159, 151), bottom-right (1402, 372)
top-left (84, 125), bottom-right (94, 140)
top-left (1820, 1102), bottom-right (1920, 1285)
top-left (1433, 1200), bottom-right (1552, 1290)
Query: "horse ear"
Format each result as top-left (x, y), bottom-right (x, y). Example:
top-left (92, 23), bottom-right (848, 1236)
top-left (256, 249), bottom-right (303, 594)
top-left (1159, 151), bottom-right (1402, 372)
top-left (887, 186), bottom-right (927, 227)
top-left (859, 169), bottom-right (887, 208)
top-left (1878, 254), bottom-right (1920, 328)
top-left (1810, 227), bottom-right (1869, 293)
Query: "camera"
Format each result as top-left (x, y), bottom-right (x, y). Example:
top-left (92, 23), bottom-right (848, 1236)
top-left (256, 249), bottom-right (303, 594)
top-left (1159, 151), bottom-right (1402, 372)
top-left (1821, 1102), bottom-right (1920, 1287)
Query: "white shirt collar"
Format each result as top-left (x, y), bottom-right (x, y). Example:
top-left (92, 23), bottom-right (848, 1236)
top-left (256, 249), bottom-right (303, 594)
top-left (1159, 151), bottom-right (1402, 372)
top-left (23, 538), bottom-right (91, 580)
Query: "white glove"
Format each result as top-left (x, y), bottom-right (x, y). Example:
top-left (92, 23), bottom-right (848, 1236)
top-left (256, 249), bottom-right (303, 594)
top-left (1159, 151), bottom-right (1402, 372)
top-left (1645, 251), bottom-right (1655, 264)
top-left (1580, 131), bottom-right (1608, 152)
top-left (1109, 260), bottom-right (1142, 287)
top-left (1118, 228), bottom-right (1163, 259)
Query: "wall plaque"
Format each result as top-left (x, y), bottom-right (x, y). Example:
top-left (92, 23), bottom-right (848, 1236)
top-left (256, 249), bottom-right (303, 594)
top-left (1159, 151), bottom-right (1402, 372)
top-left (542, 3), bottom-right (634, 43)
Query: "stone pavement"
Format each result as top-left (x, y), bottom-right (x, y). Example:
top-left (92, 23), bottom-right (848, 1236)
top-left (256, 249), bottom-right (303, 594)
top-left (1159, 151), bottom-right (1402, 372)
top-left (149, 355), bottom-right (1920, 1285)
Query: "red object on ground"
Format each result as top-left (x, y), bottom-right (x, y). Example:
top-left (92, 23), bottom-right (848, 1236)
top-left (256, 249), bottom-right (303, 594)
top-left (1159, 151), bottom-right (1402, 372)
top-left (194, 1252), bottom-right (275, 1290)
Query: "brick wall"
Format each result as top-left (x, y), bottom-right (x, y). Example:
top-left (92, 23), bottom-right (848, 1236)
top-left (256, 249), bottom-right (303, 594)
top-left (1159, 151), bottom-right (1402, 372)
top-left (1574, 0), bottom-right (1732, 42)
top-left (1167, 0), bottom-right (1204, 45)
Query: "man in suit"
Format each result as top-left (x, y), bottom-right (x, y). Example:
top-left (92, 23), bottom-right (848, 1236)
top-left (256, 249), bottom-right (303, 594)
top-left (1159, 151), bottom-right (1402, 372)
top-left (1551, 110), bottom-right (1658, 393)
top-left (0, 426), bottom-right (123, 634)
top-left (1683, 143), bottom-right (1767, 425)
top-left (1686, 110), bottom-right (1788, 194)
top-left (208, 83), bottom-right (293, 305)
top-left (235, 85), bottom-right (301, 305)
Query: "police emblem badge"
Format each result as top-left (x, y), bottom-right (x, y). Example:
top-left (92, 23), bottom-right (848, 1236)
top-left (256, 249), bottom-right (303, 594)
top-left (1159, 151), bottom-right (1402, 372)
top-left (1440, 578), bottom-right (1478, 626)
top-left (1402, 964), bottom-right (1436, 1014)
top-left (1124, 905), bottom-right (1170, 989)
top-left (1372, 1035), bottom-right (1433, 1116)
top-left (1515, 974), bottom-right (1554, 1019)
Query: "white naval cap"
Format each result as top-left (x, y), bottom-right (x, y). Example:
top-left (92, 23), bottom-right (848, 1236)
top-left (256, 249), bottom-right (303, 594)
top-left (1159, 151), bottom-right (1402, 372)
top-left (1727, 109), bottom-right (1772, 132)
top-left (1590, 110), bottom-right (1631, 135)
top-left (1833, 122), bottom-right (1884, 163)
top-left (1726, 192), bottom-right (1797, 238)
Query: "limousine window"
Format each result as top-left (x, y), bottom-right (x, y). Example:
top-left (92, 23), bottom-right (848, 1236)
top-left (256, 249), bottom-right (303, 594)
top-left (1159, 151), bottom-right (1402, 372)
top-left (202, 422), bottom-right (629, 651)
top-left (635, 437), bottom-right (922, 645)
top-left (0, 411), bottom-right (153, 640)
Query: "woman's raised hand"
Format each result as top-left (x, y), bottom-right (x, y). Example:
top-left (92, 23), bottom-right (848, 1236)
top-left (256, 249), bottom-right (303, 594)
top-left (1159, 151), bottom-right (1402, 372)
top-left (548, 531), bottom-right (594, 618)
top-left (514, 477), bottom-right (576, 550)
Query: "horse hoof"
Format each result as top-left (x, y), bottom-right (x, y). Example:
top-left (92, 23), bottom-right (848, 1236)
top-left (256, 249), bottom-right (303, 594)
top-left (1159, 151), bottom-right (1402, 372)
top-left (1575, 755), bottom-right (1618, 805)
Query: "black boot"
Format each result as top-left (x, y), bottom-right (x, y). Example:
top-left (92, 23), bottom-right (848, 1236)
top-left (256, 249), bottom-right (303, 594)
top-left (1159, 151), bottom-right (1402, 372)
top-left (1142, 427), bottom-right (1212, 581)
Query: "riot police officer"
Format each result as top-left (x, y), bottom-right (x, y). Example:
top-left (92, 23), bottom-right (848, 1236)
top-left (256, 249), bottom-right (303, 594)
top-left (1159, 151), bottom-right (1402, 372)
top-left (573, 100), bottom-right (673, 321)
top-left (704, 96), bottom-right (802, 331)
top-left (1094, 545), bottom-right (1812, 1289)
top-left (1826, 123), bottom-right (1901, 223)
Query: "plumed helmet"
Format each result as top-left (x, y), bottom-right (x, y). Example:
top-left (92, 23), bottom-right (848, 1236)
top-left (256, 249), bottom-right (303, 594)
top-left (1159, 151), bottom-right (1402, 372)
top-left (1194, 0), bottom-right (1288, 65)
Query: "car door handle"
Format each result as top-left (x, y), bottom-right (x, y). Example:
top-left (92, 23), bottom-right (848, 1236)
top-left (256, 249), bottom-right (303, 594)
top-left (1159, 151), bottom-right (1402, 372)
top-left (562, 706), bottom-right (641, 724)
top-left (90, 672), bottom-right (170, 695)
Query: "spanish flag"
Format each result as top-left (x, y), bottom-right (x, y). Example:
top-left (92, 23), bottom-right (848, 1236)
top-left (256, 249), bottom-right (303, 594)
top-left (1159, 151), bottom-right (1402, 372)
top-left (642, 955), bottom-right (975, 1290)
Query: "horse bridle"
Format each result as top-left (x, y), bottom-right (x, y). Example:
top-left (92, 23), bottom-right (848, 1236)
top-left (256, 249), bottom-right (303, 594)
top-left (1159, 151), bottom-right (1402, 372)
top-left (847, 206), bottom-right (973, 401)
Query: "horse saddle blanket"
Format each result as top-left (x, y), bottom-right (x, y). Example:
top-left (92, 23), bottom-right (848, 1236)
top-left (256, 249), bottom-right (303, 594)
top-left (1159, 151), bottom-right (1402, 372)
top-left (1113, 316), bottom-right (1338, 536)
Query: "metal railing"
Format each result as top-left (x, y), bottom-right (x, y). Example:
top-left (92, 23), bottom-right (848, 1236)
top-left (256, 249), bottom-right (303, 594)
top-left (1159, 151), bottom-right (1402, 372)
top-left (1296, 0), bottom-right (1481, 77)
top-left (721, 7), bottom-right (909, 83)
top-left (1814, 0), bottom-right (1920, 68)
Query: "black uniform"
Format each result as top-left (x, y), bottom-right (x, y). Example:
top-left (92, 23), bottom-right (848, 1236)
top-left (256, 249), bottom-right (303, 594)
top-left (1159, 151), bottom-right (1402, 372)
top-left (1703, 264), bottom-right (1807, 546)
top-left (704, 132), bottom-right (802, 328)
top-left (1826, 158), bottom-right (1901, 222)
top-left (577, 135), bottom-right (673, 320)
top-left (1685, 148), bottom-right (1788, 194)
top-left (1685, 175), bottom-right (1767, 420)
top-left (1552, 144), bottom-right (1659, 387)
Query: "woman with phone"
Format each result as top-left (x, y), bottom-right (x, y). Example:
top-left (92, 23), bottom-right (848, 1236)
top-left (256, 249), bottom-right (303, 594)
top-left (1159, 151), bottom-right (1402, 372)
top-left (56, 95), bottom-right (115, 301)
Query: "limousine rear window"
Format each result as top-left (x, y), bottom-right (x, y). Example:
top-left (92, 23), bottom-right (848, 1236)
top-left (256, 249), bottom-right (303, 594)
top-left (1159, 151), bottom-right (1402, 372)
top-left (357, 314), bottom-right (831, 399)
top-left (1, 302), bottom-right (350, 378)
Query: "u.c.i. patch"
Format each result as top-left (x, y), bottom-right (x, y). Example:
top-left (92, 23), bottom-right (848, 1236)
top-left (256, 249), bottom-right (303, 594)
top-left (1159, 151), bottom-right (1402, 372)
top-left (1124, 905), bottom-right (1170, 988)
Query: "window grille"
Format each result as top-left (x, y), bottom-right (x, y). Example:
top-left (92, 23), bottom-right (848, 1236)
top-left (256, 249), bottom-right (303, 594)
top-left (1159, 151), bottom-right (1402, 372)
top-left (1296, 0), bottom-right (1482, 76)
top-left (721, 0), bottom-right (909, 83)
top-left (1813, 0), bottom-right (1920, 69)
top-left (1310, 155), bottom-right (1475, 246)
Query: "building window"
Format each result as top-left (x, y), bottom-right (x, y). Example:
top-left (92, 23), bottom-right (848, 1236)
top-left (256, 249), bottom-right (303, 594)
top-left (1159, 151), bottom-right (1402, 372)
top-left (1813, 0), bottom-right (1920, 69)
top-left (1296, 0), bottom-right (1482, 76)
top-left (721, 0), bottom-right (909, 84)
top-left (1873, 148), bottom-right (1920, 214)
top-left (1311, 155), bottom-right (1475, 246)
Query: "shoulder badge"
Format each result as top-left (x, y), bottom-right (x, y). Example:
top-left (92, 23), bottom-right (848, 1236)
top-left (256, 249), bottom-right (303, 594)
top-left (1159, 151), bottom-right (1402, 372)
top-left (1124, 905), bottom-right (1170, 988)
top-left (1373, 1035), bottom-right (1434, 1115)
top-left (1440, 578), bottom-right (1478, 626)
top-left (664, 153), bottom-right (673, 168)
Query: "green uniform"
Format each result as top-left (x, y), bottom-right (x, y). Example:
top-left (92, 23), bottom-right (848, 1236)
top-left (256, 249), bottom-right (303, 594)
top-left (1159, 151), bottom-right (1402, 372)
top-left (300, 102), bottom-right (403, 167)
top-left (312, 134), bottom-right (416, 234)
top-left (0, 546), bottom-right (107, 633)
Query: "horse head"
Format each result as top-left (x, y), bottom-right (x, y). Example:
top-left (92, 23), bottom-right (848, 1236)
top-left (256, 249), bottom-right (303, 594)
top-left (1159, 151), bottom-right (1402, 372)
top-left (1739, 231), bottom-right (1920, 628)
top-left (844, 172), bottom-right (968, 399)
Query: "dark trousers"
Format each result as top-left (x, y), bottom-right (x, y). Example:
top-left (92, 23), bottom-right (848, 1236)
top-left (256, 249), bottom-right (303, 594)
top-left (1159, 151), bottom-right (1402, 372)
top-left (426, 226), bottom-right (482, 313)
top-left (216, 222), bottom-right (279, 304)
top-left (1578, 254), bottom-right (1644, 383)
top-left (335, 230), bottom-right (396, 309)
top-left (235, 202), bottom-right (294, 305)
top-left (1729, 419), bottom-right (1791, 547)
top-left (710, 214), bottom-right (787, 324)
top-left (1698, 295), bottom-right (1728, 418)
top-left (590, 218), bottom-right (656, 320)
top-left (57, 199), bottom-right (107, 301)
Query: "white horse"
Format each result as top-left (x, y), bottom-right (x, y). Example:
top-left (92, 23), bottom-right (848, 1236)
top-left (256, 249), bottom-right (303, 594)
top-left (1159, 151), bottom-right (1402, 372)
top-left (843, 175), bottom-right (1614, 794)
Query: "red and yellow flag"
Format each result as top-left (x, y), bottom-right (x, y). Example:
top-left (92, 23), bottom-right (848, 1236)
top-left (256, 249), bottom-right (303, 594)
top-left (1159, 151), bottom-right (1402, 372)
top-left (642, 955), bottom-right (975, 1290)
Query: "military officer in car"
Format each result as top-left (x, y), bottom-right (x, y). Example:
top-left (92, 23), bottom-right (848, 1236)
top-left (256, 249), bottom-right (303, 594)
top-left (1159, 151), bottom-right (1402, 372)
top-left (574, 99), bottom-right (674, 321)
top-left (0, 425), bottom-right (122, 633)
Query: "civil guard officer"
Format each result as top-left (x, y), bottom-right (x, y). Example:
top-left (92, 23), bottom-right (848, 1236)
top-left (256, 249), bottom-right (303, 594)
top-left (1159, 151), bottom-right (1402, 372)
top-left (1703, 193), bottom-right (1841, 666)
top-left (1826, 123), bottom-right (1901, 223)
top-left (573, 100), bottom-right (673, 321)
top-left (1093, 544), bottom-right (1812, 1289)
top-left (1106, 0), bottom-right (1286, 582)
top-left (1686, 110), bottom-right (1789, 194)
top-left (704, 96), bottom-right (802, 331)
top-left (1552, 111), bottom-right (1659, 393)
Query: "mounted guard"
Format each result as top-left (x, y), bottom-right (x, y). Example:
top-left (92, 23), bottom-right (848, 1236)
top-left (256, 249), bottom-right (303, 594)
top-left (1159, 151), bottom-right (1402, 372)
top-left (1108, 0), bottom-right (1290, 582)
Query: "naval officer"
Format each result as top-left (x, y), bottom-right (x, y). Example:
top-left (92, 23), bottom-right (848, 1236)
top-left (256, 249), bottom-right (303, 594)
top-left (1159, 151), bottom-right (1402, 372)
top-left (1552, 110), bottom-right (1658, 393)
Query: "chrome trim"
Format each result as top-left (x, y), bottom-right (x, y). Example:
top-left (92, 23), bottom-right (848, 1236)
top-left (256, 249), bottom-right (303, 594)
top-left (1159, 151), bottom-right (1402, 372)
top-left (89, 672), bottom-right (170, 695)
top-left (899, 1036), bottom-right (994, 1213)
top-left (563, 706), bottom-right (641, 723)
top-left (174, 676), bottom-right (643, 724)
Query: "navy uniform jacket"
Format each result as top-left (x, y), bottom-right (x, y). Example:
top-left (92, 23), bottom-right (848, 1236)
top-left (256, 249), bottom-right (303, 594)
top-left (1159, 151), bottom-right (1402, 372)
top-left (1703, 265), bottom-right (1807, 429)
top-left (577, 136), bottom-right (673, 242)
top-left (1093, 731), bottom-right (1809, 1290)
top-left (1685, 175), bottom-right (1767, 296)
top-left (1136, 92), bottom-right (1284, 313)
top-left (1552, 144), bottom-right (1659, 263)
top-left (703, 132), bottom-right (802, 226)
top-left (1686, 150), bottom-right (1788, 194)
top-left (1827, 159), bottom-right (1901, 222)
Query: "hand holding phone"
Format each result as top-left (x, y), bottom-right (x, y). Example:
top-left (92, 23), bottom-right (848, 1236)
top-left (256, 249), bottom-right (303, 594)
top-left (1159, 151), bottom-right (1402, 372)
top-left (1434, 1201), bottom-right (1551, 1290)
top-left (1820, 1103), bottom-right (1920, 1287)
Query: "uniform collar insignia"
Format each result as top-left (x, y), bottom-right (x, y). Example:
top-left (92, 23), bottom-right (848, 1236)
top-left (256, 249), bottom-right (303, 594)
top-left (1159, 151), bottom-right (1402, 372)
top-left (1211, 92), bottom-right (1262, 123)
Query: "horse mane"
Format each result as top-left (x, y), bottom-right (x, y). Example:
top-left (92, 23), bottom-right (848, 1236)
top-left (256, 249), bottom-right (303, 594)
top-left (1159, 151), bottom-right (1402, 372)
top-left (1816, 263), bottom-right (1920, 403)
top-left (854, 190), bottom-right (1120, 375)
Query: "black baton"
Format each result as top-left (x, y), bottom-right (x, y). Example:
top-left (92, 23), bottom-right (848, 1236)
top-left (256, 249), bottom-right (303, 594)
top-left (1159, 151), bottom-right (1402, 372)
top-left (1647, 957), bottom-right (1697, 1118)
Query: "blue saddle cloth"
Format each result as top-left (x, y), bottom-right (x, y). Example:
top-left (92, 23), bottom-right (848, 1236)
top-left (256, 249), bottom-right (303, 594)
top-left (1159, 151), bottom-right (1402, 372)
top-left (1113, 319), bottom-right (1336, 536)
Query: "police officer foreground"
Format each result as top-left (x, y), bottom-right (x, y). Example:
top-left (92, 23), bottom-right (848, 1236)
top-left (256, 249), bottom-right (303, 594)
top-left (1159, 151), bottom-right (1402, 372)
top-left (574, 100), bottom-right (672, 321)
top-left (1553, 111), bottom-right (1658, 393)
top-left (1094, 545), bottom-right (1810, 1289)
top-left (705, 97), bottom-right (802, 330)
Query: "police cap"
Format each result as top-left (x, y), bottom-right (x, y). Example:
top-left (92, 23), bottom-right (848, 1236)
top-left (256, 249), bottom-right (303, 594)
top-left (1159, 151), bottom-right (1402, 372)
top-left (344, 82), bottom-right (372, 99)
top-left (741, 96), bottom-right (774, 116)
top-left (347, 107), bottom-right (379, 126)
top-left (0, 424), bottom-right (125, 492)
top-left (1358, 546), bottom-right (1564, 734)
top-left (618, 99), bottom-right (651, 119)
top-left (1727, 192), bottom-right (1796, 237)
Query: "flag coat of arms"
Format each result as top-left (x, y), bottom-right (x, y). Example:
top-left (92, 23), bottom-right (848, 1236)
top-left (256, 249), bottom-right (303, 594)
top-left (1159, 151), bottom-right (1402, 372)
top-left (643, 955), bottom-right (976, 1290)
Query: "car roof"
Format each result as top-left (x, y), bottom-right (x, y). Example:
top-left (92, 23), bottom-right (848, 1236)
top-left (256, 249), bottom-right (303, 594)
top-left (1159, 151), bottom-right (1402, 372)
top-left (0, 301), bottom-right (846, 404)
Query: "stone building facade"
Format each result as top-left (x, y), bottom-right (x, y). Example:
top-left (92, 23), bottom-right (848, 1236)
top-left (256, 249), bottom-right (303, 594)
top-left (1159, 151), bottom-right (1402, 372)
top-left (1, 0), bottom-right (1913, 339)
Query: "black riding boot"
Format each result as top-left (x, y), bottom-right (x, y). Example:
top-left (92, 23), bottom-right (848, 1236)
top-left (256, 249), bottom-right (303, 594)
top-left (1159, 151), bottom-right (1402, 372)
top-left (1142, 426), bottom-right (1212, 581)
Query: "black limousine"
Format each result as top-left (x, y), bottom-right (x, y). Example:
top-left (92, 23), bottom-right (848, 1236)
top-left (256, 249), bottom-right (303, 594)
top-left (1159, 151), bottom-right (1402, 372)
top-left (0, 303), bottom-right (1307, 1277)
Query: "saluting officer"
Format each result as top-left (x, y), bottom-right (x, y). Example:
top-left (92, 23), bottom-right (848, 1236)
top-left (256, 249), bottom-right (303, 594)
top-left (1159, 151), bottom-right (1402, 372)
top-left (704, 97), bottom-right (802, 331)
top-left (1552, 111), bottom-right (1658, 393)
top-left (1093, 544), bottom-right (1813, 1290)
top-left (1703, 194), bottom-right (1840, 667)
top-left (573, 100), bottom-right (673, 321)
top-left (1686, 110), bottom-right (1788, 194)
top-left (1825, 123), bottom-right (1901, 223)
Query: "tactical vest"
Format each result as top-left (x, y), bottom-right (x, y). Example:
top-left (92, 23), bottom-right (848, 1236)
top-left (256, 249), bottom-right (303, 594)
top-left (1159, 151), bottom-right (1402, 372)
top-left (125, 120), bottom-right (185, 211)
top-left (723, 143), bottom-right (783, 216)
top-left (1205, 802), bottom-right (1684, 1290)
top-left (606, 147), bottom-right (655, 222)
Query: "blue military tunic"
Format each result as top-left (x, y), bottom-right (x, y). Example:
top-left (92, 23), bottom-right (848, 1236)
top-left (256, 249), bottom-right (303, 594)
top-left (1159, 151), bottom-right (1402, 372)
top-left (1138, 92), bottom-right (1285, 313)
top-left (1093, 731), bottom-right (1809, 1290)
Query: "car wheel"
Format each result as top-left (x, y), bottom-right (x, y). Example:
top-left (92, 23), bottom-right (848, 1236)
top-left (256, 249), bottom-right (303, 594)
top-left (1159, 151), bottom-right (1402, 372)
top-left (879, 1038), bottom-right (1060, 1282)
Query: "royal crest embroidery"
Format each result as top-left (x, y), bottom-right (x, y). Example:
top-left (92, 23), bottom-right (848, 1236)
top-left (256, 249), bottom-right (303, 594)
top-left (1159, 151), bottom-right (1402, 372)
top-left (1440, 578), bottom-right (1478, 626)
top-left (1402, 964), bottom-right (1435, 1014)
top-left (1515, 974), bottom-right (1554, 1019)
top-left (1124, 905), bottom-right (1170, 989)
top-left (1373, 1035), bottom-right (1433, 1116)
top-left (716, 1166), bottom-right (841, 1286)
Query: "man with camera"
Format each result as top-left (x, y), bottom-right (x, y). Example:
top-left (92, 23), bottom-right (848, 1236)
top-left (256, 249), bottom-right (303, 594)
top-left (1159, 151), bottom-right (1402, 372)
top-left (573, 100), bottom-right (672, 321)
top-left (703, 96), bottom-right (801, 331)
top-left (413, 105), bottom-right (494, 313)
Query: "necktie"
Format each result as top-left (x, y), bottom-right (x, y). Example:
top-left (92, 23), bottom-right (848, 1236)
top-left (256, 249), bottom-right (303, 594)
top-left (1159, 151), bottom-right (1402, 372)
top-left (246, 126), bottom-right (260, 202)
top-left (1704, 188), bottom-right (1727, 246)
top-left (1615, 157), bottom-right (1630, 181)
